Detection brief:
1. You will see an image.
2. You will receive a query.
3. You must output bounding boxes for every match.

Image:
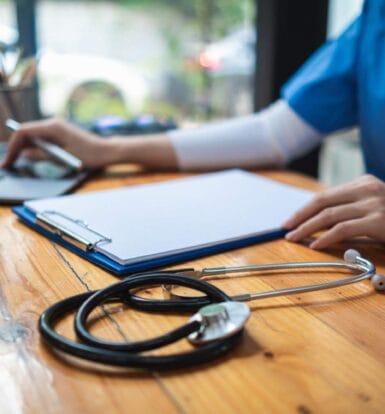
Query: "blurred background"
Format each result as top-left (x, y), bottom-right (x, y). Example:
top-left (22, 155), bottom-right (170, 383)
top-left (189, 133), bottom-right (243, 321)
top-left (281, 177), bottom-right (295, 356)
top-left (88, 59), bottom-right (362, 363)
top-left (0, 0), bottom-right (364, 184)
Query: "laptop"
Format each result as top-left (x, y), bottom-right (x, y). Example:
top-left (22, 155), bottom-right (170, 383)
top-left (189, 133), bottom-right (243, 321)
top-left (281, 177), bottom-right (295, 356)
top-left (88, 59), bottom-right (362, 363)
top-left (0, 142), bottom-right (89, 204)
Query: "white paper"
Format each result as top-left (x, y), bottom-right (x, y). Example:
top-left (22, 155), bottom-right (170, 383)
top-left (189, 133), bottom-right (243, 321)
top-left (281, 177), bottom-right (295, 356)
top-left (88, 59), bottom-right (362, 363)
top-left (25, 170), bottom-right (314, 265)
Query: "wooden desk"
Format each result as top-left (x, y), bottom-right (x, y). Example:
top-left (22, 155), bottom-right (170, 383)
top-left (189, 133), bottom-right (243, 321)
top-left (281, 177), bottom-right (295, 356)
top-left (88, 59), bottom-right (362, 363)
top-left (1, 169), bottom-right (385, 414)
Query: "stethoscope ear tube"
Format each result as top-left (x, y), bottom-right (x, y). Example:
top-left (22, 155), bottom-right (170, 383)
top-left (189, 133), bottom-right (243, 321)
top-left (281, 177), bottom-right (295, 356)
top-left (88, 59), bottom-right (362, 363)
top-left (39, 273), bottom-right (244, 370)
top-left (149, 249), bottom-right (378, 305)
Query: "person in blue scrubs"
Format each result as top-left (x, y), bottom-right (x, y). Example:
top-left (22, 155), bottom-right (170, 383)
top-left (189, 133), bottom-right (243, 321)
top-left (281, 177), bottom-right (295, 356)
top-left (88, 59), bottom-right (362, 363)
top-left (3, 0), bottom-right (385, 249)
top-left (281, 0), bottom-right (385, 248)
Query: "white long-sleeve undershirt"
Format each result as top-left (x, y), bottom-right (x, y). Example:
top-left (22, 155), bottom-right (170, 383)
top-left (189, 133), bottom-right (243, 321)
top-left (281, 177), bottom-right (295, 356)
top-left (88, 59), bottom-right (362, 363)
top-left (169, 99), bottom-right (323, 171)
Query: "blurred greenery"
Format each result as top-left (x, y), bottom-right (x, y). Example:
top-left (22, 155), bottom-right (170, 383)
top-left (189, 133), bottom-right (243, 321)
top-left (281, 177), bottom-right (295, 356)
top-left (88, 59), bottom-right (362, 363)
top-left (64, 80), bottom-right (129, 122)
top-left (51, 0), bottom-right (253, 39)
top-left (129, 0), bottom-right (251, 38)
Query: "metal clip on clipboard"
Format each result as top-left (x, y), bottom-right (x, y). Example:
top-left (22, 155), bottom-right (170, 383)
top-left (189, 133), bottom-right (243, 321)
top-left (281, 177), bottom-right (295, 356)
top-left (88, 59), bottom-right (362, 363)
top-left (36, 210), bottom-right (112, 252)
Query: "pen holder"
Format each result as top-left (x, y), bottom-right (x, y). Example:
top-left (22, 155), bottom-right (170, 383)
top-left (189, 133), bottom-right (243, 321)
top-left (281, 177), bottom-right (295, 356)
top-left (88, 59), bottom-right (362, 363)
top-left (0, 84), bottom-right (38, 141)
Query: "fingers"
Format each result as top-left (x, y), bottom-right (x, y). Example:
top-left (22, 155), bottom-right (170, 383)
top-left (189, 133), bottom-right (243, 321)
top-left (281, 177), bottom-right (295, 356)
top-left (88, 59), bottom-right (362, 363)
top-left (20, 148), bottom-right (49, 161)
top-left (309, 217), bottom-right (372, 249)
top-left (285, 202), bottom-right (363, 242)
top-left (283, 175), bottom-right (385, 249)
top-left (1, 119), bottom-right (65, 168)
top-left (14, 119), bottom-right (66, 142)
top-left (283, 184), bottom-right (360, 230)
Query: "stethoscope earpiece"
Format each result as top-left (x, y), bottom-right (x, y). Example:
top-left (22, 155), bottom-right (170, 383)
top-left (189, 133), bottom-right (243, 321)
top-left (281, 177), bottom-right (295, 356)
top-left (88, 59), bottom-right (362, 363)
top-left (371, 274), bottom-right (385, 291)
top-left (343, 249), bottom-right (361, 264)
top-left (343, 249), bottom-right (384, 291)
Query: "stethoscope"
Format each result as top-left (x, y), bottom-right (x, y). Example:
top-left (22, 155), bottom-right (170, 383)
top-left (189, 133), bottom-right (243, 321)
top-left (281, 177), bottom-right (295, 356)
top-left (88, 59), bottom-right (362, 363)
top-left (39, 249), bottom-right (384, 371)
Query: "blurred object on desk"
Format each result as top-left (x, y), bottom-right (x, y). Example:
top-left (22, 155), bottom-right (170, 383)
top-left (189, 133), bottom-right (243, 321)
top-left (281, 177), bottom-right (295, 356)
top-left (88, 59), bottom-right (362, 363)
top-left (84, 114), bottom-right (177, 138)
top-left (0, 49), bottom-right (39, 140)
top-left (0, 85), bottom-right (38, 141)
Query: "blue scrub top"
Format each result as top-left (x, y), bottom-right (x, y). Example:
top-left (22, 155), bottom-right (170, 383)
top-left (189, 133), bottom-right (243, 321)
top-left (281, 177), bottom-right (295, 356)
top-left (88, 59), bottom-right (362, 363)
top-left (282, 0), bottom-right (385, 180)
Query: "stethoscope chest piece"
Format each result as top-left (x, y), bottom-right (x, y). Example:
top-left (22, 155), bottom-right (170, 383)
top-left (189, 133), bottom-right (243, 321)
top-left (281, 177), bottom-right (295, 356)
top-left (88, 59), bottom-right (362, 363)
top-left (188, 301), bottom-right (250, 345)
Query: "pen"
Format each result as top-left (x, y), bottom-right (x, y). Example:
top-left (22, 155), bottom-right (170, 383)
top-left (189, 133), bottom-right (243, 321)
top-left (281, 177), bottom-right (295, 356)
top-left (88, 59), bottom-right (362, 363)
top-left (5, 119), bottom-right (83, 171)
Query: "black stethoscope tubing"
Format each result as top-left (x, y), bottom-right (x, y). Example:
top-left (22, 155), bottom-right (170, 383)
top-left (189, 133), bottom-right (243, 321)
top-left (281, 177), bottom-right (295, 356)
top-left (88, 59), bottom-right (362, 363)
top-left (127, 292), bottom-right (211, 311)
top-left (39, 273), bottom-right (243, 370)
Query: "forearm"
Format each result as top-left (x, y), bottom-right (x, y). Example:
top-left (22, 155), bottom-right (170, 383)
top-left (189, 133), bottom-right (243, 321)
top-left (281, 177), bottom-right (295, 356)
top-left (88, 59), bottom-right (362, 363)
top-left (101, 134), bottom-right (178, 170)
top-left (169, 100), bottom-right (323, 171)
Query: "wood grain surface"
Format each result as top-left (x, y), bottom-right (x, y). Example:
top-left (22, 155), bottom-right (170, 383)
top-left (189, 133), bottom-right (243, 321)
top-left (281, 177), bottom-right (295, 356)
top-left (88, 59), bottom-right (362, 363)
top-left (1, 167), bottom-right (384, 414)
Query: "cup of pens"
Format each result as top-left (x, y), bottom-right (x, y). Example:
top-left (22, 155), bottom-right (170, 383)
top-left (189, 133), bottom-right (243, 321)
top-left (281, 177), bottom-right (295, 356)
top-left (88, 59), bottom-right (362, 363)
top-left (0, 52), bottom-right (39, 141)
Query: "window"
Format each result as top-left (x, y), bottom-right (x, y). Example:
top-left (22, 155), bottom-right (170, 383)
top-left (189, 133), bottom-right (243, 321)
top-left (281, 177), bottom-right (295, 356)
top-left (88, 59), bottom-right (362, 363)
top-left (327, 0), bottom-right (363, 38)
top-left (35, 0), bottom-right (256, 126)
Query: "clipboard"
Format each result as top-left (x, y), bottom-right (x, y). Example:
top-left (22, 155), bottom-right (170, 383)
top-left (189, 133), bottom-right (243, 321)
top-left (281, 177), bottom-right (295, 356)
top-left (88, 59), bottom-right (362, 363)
top-left (13, 205), bottom-right (285, 276)
top-left (12, 170), bottom-right (313, 277)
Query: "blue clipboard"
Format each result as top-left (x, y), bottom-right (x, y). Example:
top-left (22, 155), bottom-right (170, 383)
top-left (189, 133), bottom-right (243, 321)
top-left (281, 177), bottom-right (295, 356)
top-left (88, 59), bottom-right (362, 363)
top-left (13, 205), bottom-right (286, 277)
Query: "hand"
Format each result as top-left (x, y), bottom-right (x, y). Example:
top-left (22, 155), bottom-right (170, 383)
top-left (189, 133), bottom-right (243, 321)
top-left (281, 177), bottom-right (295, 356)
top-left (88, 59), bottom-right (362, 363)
top-left (283, 175), bottom-right (385, 249)
top-left (1, 118), bottom-right (111, 169)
